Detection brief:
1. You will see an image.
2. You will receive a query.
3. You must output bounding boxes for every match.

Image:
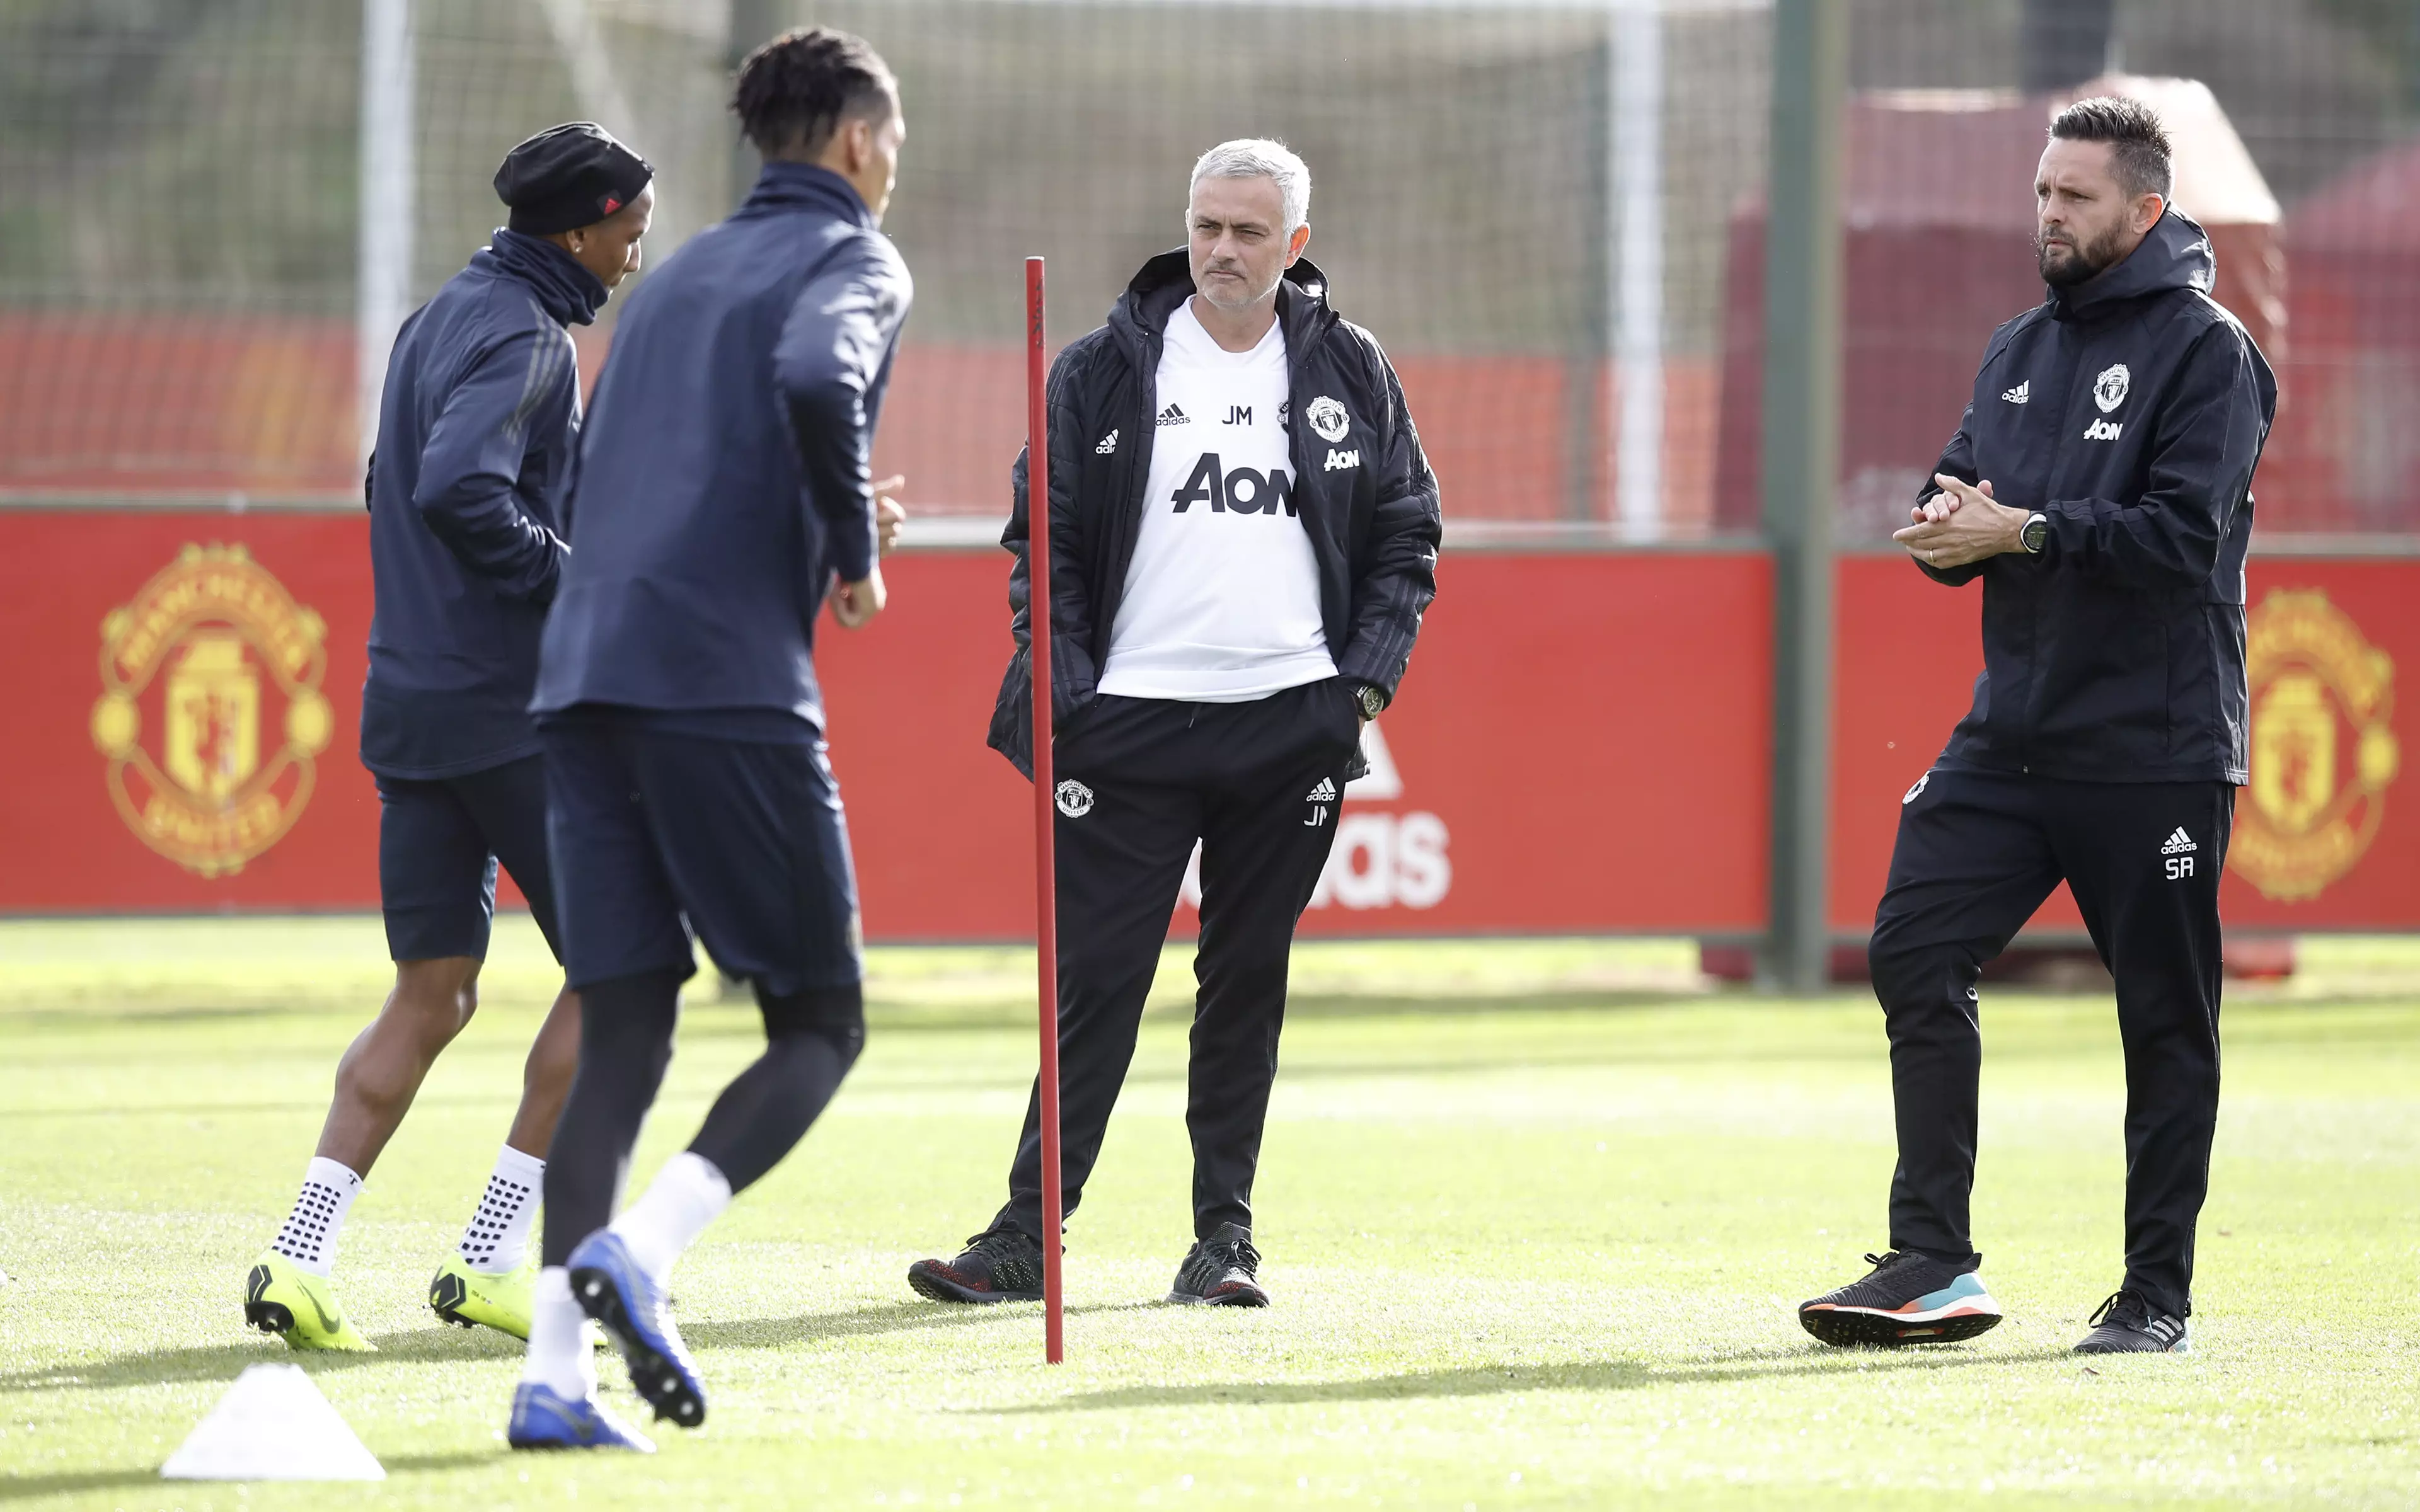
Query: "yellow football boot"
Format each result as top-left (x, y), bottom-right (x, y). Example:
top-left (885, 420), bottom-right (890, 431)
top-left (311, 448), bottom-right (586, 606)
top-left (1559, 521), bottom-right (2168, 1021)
top-left (429, 1253), bottom-right (534, 1340)
top-left (243, 1251), bottom-right (374, 1351)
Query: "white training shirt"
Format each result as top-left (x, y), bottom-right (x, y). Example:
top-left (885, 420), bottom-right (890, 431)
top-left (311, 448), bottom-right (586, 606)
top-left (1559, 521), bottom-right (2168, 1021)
top-left (1097, 299), bottom-right (1337, 702)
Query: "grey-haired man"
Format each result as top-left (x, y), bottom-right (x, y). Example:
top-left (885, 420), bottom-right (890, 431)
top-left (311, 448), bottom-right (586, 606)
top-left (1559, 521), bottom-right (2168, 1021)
top-left (909, 139), bottom-right (1441, 1308)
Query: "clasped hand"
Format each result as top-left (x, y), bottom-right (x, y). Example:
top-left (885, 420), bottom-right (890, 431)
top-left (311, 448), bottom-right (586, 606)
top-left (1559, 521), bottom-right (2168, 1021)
top-left (1891, 474), bottom-right (2027, 569)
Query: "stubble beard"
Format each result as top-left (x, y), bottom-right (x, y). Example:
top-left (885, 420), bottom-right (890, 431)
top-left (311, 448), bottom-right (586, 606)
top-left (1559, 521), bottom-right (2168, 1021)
top-left (2038, 220), bottom-right (2126, 287)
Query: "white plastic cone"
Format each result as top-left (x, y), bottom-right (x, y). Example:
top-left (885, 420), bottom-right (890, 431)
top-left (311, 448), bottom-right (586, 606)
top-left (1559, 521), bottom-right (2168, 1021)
top-left (161, 1363), bottom-right (385, 1481)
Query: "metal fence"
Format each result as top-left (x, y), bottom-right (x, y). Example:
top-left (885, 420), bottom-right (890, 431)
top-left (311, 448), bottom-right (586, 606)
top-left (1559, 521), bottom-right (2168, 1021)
top-left (3, 0), bottom-right (2416, 538)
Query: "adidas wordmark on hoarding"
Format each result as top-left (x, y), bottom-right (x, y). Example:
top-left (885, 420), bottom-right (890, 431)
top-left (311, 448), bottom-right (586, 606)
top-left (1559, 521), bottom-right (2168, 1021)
top-left (1178, 725), bottom-right (1449, 912)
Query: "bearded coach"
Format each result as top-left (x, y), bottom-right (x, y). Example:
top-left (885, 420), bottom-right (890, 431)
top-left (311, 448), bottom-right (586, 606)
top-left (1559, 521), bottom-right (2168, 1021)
top-left (908, 139), bottom-right (1440, 1309)
top-left (1799, 98), bottom-right (2275, 1356)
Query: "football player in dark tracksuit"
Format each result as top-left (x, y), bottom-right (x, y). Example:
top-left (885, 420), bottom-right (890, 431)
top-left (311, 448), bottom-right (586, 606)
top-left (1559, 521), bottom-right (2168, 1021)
top-left (505, 29), bottom-right (910, 1452)
top-left (243, 123), bottom-right (652, 1358)
top-left (1799, 98), bottom-right (2274, 1356)
top-left (908, 139), bottom-right (1441, 1311)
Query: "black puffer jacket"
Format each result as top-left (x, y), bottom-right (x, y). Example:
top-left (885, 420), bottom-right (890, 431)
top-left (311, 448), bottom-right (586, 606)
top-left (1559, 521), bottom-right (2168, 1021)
top-left (1921, 209), bottom-right (2276, 784)
top-left (987, 251), bottom-right (1442, 778)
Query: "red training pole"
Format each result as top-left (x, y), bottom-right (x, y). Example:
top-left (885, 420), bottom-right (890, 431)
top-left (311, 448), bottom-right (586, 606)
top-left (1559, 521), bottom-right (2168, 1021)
top-left (1025, 256), bottom-right (1066, 1365)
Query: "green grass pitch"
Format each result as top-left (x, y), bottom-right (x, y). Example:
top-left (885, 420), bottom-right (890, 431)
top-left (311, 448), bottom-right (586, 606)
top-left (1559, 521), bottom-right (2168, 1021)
top-left (4, 919), bottom-right (2419, 1508)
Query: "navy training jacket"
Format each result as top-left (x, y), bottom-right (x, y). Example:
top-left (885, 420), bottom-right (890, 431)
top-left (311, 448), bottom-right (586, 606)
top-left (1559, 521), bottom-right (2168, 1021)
top-left (361, 229), bottom-right (604, 779)
top-left (533, 163), bottom-right (911, 728)
top-left (1920, 209), bottom-right (2276, 785)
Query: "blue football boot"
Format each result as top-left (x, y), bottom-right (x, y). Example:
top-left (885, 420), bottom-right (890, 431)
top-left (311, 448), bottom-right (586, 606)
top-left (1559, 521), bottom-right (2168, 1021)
top-left (566, 1230), bottom-right (706, 1428)
top-left (507, 1382), bottom-right (655, 1452)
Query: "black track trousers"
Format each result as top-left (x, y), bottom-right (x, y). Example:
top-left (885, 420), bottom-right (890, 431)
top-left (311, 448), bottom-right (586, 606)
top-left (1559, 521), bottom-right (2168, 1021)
top-left (1869, 765), bottom-right (2236, 1318)
top-left (993, 678), bottom-right (1362, 1242)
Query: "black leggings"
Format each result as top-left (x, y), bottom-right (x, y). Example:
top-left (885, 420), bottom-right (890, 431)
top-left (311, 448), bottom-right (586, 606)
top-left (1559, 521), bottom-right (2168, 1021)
top-left (541, 970), bottom-right (865, 1267)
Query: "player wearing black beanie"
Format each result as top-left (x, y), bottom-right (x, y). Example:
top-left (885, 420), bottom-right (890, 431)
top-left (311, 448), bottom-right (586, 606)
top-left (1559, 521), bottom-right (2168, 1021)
top-left (242, 123), bottom-right (654, 1372)
top-left (493, 121), bottom-right (655, 287)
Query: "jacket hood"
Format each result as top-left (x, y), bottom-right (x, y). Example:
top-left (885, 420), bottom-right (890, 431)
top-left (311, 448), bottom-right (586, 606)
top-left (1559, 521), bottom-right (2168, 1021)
top-left (2048, 208), bottom-right (2216, 322)
top-left (738, 161), bottom-right (875, 229)
top-left (478, 228), bottom-right (609, 326)
top-left (1109, 249), bottom-right (1339, 351)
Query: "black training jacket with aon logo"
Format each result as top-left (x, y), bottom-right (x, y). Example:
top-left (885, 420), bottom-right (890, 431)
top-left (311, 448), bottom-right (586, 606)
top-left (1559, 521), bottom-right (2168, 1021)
top-left (987, 249), bottom-right (1443, 779)
top-left (1920, 209), bottom-right (2277, 785)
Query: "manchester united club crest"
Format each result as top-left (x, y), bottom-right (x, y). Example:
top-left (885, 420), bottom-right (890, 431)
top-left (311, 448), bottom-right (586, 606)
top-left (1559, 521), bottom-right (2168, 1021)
top-left (1305, 395), bottom-right (1351, 444)
top-left (89, 544), bottom-right (333, 878)
top-left (2232, 589), bottom-right (2399, 902)
top-left (2092, 362), bottom-right (2131, 413)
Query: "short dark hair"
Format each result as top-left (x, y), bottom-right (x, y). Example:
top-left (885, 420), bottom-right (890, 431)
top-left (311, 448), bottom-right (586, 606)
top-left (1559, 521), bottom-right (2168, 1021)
top-left (732, 27), bottom-right (895, 159)
top-left (2049, 95), bottom-right (2173, 201)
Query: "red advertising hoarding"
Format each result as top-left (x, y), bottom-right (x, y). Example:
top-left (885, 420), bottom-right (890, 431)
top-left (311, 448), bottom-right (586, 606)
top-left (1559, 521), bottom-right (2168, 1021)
top-left (1, 510), bottom-right (2409, 940)
top-left (1833, 553), bottom-right (2416, 936)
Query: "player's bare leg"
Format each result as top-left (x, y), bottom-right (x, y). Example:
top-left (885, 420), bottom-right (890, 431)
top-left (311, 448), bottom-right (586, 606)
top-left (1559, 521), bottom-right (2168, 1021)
top-left (246, 963), bottom-right (584, 1349)
top-left (503, 985), bottom-right (582, 1160)
top-left (316, 956), bottom-right (487, 1172)
top-left (426, 982), bottom-right (584, 1338)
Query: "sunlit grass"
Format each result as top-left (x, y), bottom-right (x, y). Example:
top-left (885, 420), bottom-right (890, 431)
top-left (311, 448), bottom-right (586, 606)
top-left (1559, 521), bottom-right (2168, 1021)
top-left (3, 920), bottom-right (2416, 1508)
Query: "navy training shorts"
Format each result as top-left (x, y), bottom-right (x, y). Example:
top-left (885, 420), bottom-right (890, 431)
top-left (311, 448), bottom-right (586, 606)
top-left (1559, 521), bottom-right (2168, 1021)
top-left (541, 711), bottom-right (863, 997)
top-left (375, 754), bottom-right (562, 963)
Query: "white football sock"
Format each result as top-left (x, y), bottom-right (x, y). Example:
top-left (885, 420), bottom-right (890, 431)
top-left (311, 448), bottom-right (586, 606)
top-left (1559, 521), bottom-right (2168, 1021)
top-left (459, 1144), bottom-right (545, 1274)
top-left (520, 1266), bottom-right (596, 1399)
top-left (608, 1151), bottom-right (732, 1285)
top-left (269, 1157), bottom-right (362, 1277)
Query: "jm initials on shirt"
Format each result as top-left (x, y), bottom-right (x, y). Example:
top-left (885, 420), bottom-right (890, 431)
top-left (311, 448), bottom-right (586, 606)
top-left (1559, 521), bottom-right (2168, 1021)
top-left (1097, 298), bottom-right (1336, 703)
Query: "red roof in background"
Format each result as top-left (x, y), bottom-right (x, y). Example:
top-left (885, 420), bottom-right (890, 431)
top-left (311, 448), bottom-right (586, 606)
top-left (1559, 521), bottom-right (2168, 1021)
top-left (2287, 136), bottom-right (2420, 256)
top-left (1834, 77), bottom-right (2281, 234)
top-left (1846, 93), bottom-right (2044, 232)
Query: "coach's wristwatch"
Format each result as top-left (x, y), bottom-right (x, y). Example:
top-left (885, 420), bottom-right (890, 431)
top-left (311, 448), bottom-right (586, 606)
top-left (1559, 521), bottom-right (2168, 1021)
top-left (1348, 681), bottom-right (1387, 721)
top-left (2020, 512), bottom-right (2049, 555)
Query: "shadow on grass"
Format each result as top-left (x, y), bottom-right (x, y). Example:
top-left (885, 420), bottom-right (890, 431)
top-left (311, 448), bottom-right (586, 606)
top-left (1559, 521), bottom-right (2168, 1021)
top-left (1279, 989), bottom-right (1710, 1020)
top-left (0, 1452), bottom-right (494, 1503)
top-left (0, 1327), bottom-right (512, 1395)
top-left (852, 990), bottom-right (1710, 1037)
top-left (0, 1093), bottom-right (532, 1124)
top-left (988, 1343), bottom-right (2079, 1413)
top-left (0, 1003), bottom-right (318, 1028)
top-left (848, 1040), bottom-right (1888, 1101)
top-left (688, 1298), bottom-right (1156, 1351)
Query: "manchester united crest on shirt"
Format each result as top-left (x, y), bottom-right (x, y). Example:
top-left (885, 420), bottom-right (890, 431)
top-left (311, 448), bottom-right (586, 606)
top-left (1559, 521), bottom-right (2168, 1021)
top-left (2093, 363), bottom-right (2131, 413)
top-left (1305, 395), bottom-right (1351, 444)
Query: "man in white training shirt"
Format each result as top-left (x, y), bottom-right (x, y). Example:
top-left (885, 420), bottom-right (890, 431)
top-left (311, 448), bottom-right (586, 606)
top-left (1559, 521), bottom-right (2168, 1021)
top-left (910, 139), bottom-right (1441, 1309)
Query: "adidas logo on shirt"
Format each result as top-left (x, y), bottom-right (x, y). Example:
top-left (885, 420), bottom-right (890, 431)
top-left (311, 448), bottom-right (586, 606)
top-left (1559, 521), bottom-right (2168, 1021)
top-left (2161, 828), bottom-right (2196, 855)
top-left (2001, 380), bottom-right (2029, 404)
top-left (1095, 429), bottom-right (1119, 455)
top-left (1156, 403), bottom-right (1189, 427)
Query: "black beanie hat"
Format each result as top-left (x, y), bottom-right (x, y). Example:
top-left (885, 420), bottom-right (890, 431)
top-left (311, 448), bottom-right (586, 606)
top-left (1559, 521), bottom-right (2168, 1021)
top-left (494, 122), bottom-right (653, 236)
